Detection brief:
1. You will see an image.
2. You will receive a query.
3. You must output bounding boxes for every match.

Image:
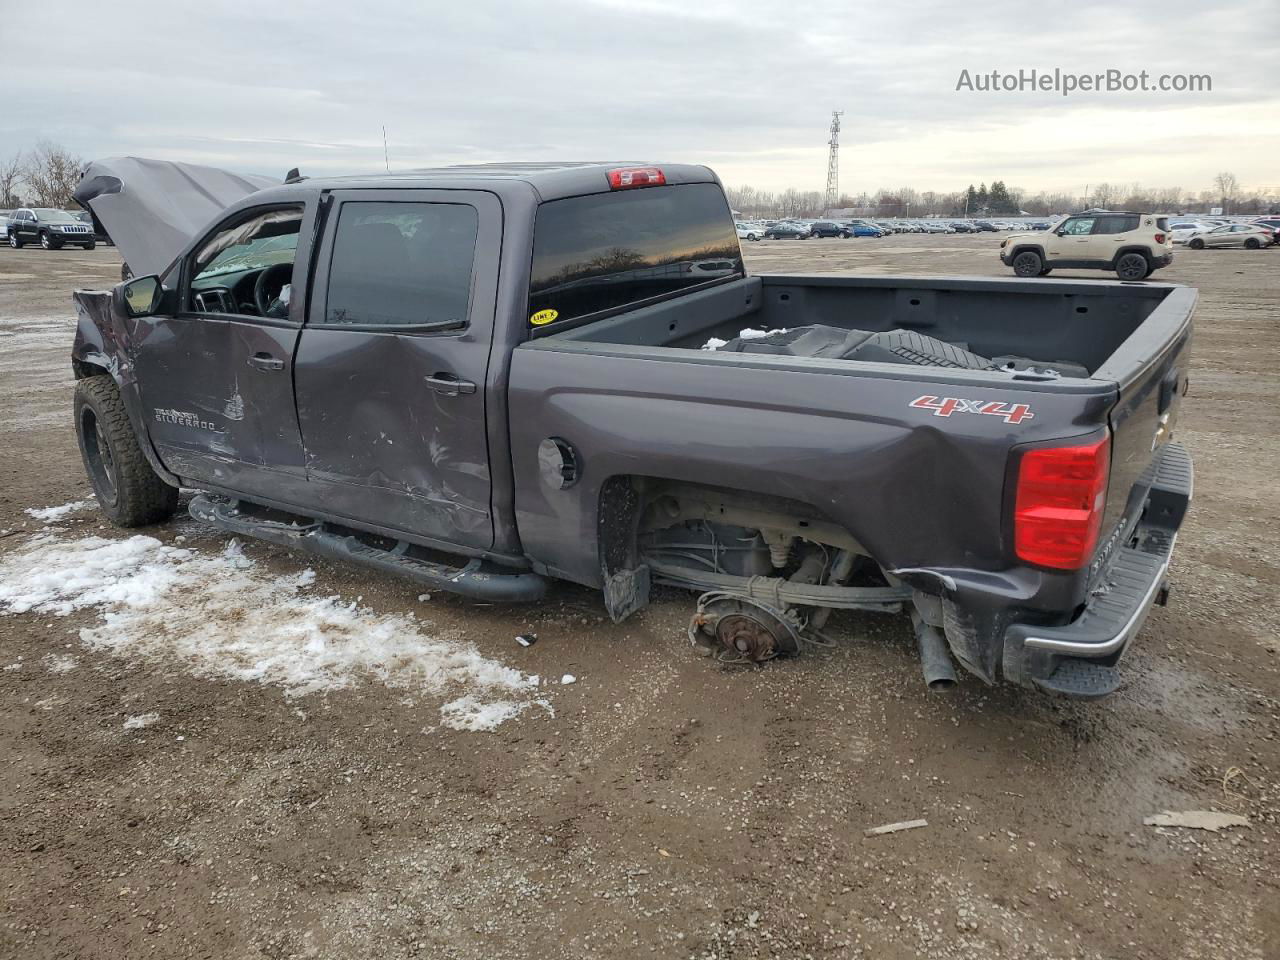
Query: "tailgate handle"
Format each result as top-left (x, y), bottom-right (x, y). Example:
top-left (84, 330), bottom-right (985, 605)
top-left (1158, 368), bottom-right (1180, 414)
top-left (425, 373), bottom-right (476, 397)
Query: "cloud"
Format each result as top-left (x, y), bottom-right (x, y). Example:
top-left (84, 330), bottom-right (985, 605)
top-left (3, 0), bottom-right (1277, 195)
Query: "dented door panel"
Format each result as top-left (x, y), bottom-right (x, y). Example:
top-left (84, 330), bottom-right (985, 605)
top-left (293, 189), bottom-right (502, 550)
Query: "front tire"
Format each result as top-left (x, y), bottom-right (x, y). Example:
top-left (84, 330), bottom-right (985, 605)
top-left (83, 241), bottom-right (96, 250)
top-left (1115, 252), bottom-right (1151, 281)
top-left (1189, 238), bottom-right (1205, 250)
top-left (40, 233), bottom-right (63, 250)
top-left (74, 376), bottom-right (178, 527)
top-left (1244, 237), bottom-right (1260, 249)
top-left (1011, 250), bottom-right (1043, 277)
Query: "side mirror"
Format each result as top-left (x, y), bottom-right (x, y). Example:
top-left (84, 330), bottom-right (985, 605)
top-left (121, 275), bottom-right (163, 318)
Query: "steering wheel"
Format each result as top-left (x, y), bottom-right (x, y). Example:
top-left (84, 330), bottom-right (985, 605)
top-left (254, 263), bottom-right (294, 316)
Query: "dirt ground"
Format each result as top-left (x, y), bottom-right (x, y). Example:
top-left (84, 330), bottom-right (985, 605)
top-left (1, 235), bottom-right (1276, 960)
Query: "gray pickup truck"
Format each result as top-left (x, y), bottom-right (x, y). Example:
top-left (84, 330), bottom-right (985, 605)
top-left (71, 159), bottom-right (1194, 698)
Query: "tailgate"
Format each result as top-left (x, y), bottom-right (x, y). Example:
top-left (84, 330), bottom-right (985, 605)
top-left (1094, 287), bottom-right (1195, 563)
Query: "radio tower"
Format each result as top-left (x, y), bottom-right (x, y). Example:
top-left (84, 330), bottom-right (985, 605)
top-left (824, 110), bottom-right (843, 214)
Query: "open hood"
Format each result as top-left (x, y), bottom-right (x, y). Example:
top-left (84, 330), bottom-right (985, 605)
top-left (75, 157), bottom-right (280, 279)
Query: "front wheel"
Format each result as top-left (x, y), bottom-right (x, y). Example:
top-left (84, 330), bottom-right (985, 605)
top-left (1011, 250), bottom-right (1043, 277)
top-left (1244, 237), bottom-right (1261, 249)
top-left (83, 241), bottom-right (96, 250)
top-left (74, 376), bottom-right (178, 527)
top-left (1189, 238), bottom-right (1205, 250)
top-left (40, 233), bottom-right (63, 250)
top-left (1115, 252), bottom-right (1151, 281)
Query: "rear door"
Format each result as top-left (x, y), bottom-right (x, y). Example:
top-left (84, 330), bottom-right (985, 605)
top-left (293, 189), bottom-right (501, 550)
top-left (1091, 213), bottom-right (1141, 261)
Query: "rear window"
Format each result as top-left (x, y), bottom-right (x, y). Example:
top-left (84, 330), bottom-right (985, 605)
top-left (527, 183), bottom-right (742, 329)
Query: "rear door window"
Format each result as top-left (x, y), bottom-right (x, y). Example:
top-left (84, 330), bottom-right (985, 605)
top-left (528, 182), bottom-right (742, 329)
top-left (322, 201), bottom-right (478, 328)
top-left (1092, 216), bottom-right (1139, 235)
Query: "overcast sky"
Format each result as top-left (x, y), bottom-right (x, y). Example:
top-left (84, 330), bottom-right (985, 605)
top-left (6, 0), bottom-right (1278, 198)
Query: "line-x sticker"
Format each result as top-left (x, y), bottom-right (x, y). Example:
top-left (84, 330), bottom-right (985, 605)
top-left (909, 395), bottom-right (1034, 425)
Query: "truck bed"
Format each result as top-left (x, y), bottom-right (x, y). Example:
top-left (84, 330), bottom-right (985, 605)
top-left (508, 273), bottom-right (1194, 637)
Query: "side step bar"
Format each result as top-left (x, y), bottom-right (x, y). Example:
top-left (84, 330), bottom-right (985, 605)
top-left (188, 495), bottom-right (548, 603)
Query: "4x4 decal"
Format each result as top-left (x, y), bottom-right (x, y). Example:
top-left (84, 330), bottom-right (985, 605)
top-left (910, 395), bottom-right (1035, 425)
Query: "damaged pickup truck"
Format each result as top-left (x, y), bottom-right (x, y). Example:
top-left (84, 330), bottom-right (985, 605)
top-left (71, 158), bottom-right (1194, 698)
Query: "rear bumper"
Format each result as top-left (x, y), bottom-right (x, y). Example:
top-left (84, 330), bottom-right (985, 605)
top-left (1003, 442), bottom-right (1192, 697)
top-left (1152, 251), bottom-right (1174, 267)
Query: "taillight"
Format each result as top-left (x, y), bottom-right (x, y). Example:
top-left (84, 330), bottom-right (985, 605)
top-left (1014, 436), bottom-right (1111, 570)
top-left (1154, 233), bottom-right (1166, 244)
top-left (607, 167), bottom-right (666, 189)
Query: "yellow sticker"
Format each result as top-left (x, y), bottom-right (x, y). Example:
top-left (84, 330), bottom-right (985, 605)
top-left (530, 308), bottom-right (559, 326)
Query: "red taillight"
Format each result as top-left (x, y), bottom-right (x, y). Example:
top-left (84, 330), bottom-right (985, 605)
top-left (607, 167), bottom-right (666, 190)
top-left (1014, 436), bottom-right (1111, 570)
top-left (1154, 233), bottom-right (1166, 244)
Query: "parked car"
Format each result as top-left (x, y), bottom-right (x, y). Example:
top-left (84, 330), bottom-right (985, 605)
top-left (843, 221), bottom-right (883, 238)
top-left (1001, 212), bottom-right (1172, 280)
top-left (71, 157), bottom-right (1194, 699)
top-left (973, 221), bottom-right (998, 232)
top-left (735, 222), bottom-right (762, 241)
top-left (1169, 221), bottom-right (1210, 244)
top-left (949, 222), bottom-right (977, 233)
top-left (1183, 223), bottom-right (1274, 249)
top-left (1250, 217), bottom-right (1280, 238)
top-left (0, 210), bottom-right (11, 239)
top-left (73, 209), bottom-right (114, 245)
top-left (764, 221), bottom-right (810, 239)
top-left (808, 220), bottom-right (847, 238)
top-left (6, 207), bottom-right (97, 249)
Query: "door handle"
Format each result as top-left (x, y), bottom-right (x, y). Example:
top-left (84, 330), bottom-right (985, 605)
top-left (424, 373), bottom-right (476, 397)
top-left (248, 353), bottom-right (285, 371)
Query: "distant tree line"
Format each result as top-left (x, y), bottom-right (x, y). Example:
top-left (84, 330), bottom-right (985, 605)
top-left (727, 171), bottom-right (1276, 220)
top-left (1, 141), bottom-right (86, 208)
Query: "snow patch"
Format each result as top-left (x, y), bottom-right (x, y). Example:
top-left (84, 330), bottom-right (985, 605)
top-left (123, 712), bottom-right (159, 730)
top-left (0, 533), bottom-right (542, 730)
top-left (24, 500), bottom-right (94, 523)
top-left (701, 328), bottom-right (789, 351)
top-left (44, 654), bottom-right (78, 673)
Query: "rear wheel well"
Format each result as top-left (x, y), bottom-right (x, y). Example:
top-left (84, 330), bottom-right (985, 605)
top-left (599, 475), bottom-right (870, 579)
top-left (1111, 246), bottom-right (1154, 266)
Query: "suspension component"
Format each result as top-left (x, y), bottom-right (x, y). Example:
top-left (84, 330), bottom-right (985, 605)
top-left (688, 592), bottom-right (804, 664)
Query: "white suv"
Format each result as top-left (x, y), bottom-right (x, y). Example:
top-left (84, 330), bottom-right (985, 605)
top-left (1000, 211), bottom-right (1173, 280)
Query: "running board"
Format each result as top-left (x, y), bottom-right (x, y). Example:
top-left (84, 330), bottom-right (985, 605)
top-left (188, 495), bottom-right (548, 603)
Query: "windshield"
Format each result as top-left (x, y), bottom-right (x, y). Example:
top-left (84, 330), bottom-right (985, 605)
top-left (33, 208), bottom-right (79, 223)
top-left (193, 209), bottom-right (302, 280)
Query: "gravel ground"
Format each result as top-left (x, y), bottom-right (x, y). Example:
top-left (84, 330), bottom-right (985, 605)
top-left (0, 235), bottom-right (1276, 960)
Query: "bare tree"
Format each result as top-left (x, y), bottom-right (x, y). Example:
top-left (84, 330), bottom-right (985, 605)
top-left (1213, 171), bottom-right (1240, 212)
top-left (21, 141), bottom-right (84, 208)
top-left (0, 153), bottom-right (22, 207)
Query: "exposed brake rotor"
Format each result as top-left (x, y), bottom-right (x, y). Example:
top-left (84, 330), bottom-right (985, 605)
top-left (687, 592), bottom-right (804, 664)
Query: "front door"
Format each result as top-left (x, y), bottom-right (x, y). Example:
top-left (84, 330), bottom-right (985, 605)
top-left (130, 201), bottom-right (315, 502)
top-left (1048, 215), bottom-right (1097, 259)
top-left (293, 189), bottom-right (501, 551)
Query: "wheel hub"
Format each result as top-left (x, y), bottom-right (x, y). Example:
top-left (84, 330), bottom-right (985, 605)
top-left (687, 593), bottom-right (803, 664)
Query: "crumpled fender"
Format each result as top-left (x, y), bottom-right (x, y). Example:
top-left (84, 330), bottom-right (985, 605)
top-left (72, 288), bottom-right (181, 488)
